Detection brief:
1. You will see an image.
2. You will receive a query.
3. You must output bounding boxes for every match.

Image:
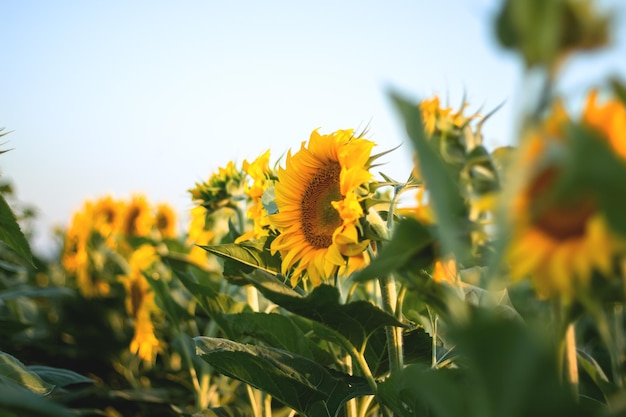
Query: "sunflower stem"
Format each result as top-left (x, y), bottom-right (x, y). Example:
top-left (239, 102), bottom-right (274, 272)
top-left (379, 274), bottom-right (403, 373)
top-left (564, 323), bottom-right (579, 399)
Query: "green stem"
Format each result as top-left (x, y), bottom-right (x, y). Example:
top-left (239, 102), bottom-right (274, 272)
top-left (612, 304), bottom-right (625, 387)
top-left (379, 274), bottom-right (403, 373)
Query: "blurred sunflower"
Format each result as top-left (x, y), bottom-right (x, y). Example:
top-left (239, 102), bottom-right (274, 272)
top-left (120, 244), bottom-right (162, 364)
top-left (186, 206), bottom-right (216, 266)
top-left (92, 196), bottom-right (123, 246)
top-left (120, 195), bottom-right (153, 237)
top-left (506, 91), bottom-right (626, 299)
top-left (269, 129), bottom-right (374, 286)
top-left (155, 203), bottom-right (178, 240)
top-left (189, 161), bottom-right (246, 214)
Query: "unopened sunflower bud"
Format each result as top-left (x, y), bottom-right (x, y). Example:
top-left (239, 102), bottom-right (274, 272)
top-left (366, 207), bottom-right (390, 241)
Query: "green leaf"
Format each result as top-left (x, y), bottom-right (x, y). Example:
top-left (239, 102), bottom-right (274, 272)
top-left (27, 366), bottom-right (94, 389)
top-left (0, 384), bottom-right (74, 417)
top-left (0, 351), bottom-right (54, 395)
top-left (0, 286), bottom-right (74, 301)
top-left (195, 337), bottom-right (373, 417)
top-left (0, 193), bottom-right (34, 267)
top-left (245, 270), bottom-right (405, 349)
top-left (379, 365), bottom-right (467, 417)
top-left (220, 312), bottom-right (336, 365)
top-left (201, 236), bottom-right (281, 282)
top-left (353, 217), bottom-right (434, 283)
top-left (389, 92), bottom-right (470, 263)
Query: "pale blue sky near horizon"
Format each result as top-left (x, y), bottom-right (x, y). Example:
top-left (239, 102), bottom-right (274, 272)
top-left (2, 0), bottom-right (626, 255)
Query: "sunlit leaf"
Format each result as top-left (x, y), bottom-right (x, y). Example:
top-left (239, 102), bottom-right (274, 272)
top-left (195, 337), bottom-right (373, 417)
top-left (0, 351), bottom-right (55, 395)
top-left (0, 193), bottom-right (34, 267)
top-left (202, 236), bottom-right (281, 283)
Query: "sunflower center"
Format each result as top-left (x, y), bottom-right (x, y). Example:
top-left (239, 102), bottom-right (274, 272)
top-left (300, 162), bottom-right (343, 249)
top-left (528, 166), bottom-right (595, 240)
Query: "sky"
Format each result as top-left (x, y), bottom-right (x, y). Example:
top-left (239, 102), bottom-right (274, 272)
top-left (2, 0), bottom-right (626, 255)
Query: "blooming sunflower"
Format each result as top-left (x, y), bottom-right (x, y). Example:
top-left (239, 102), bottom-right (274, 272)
top-left (506, 91), bottom-right (626, 299)
top-left (236, 149), bottom-right (275, 243)
top-left (269, 128), bottom-right (375, 286)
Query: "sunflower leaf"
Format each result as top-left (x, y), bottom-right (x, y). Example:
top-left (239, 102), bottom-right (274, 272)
top-left (389, 91), bottom-right (471, 263)
top-left (0, 193), bottom-right (34, 267)
top-left (195, 337), bottom-right (373, 417)
top-left (244, 270), bottom-right (405, 350)
top-left (220, 312), bottom-right (336, 365)
top-left (201, 237), bottom-right (281, 282)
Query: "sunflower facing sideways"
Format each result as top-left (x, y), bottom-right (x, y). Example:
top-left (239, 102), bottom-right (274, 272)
top-left (506, 91), bottom-right (626, 300)
top-left (269, 129), bottom-right (375, 287)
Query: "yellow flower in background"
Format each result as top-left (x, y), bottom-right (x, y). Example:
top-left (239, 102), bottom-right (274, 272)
top-left (120, 195), bottom-right (153, 237)
top-left (269, 129), bottom-right (374, 286)
top-left (93, 196), bottom-right (124, 247)
top-left (432, 256), bottom-right (458, 285)
top-left (155, 203), bottom-right (178, 239)
top-left (186, 206), bottom-right (215, 266)
top-left (236, 149), bottom-right (275, 243)
top-left (120, 244), bottom-right (162, 363)
top-left (506, 92), bottom-right (626, 299)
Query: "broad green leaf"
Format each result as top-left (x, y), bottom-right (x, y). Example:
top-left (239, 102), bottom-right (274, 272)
top-left (195, 337), bottom-right (373, 417)
top-left (379, 364), bottom-right (467, 417)
top-left (353, 217), bottom-right (433, 283)
top-left (390, 92), bottom-right (470, 263)
top-left (202, 236), bottom-right (281, 281)
top-left (245, 270), bottom-right (405, 349)
top-left (0, 194), bottom-right (34, 267)
top-left (0, 351), bottom-right (54, 395)
top-left (220, 312), bottom-right (336, 365)
top-left (27, 366), bottom-right (94, 389)
top-left (0, 384), bottom-right (74, 417)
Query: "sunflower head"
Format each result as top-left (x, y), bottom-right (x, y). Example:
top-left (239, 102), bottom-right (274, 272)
top-left (155, 203), bottom-right (178, 239)
top-left (120, 195), bottom-right (154, 238)
top-left (236, 150), bottom-right (277, 243)
top-left (189, 161), bottom-right (246, 214)
top-left (269, 128), bottom-right (375, 287)
top-left (506, 93), bottom-right (626, 299)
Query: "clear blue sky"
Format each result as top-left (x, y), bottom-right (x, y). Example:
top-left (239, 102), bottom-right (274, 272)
top-left (2, 0), bottom-right (625, 254)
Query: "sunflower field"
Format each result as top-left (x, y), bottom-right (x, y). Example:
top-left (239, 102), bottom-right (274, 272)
top-left (2, 0), bottom-right (626, 416)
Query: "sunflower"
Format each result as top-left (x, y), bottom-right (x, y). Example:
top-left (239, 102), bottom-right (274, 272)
top-left (269, 128), bottom-right (374, 286)
top-left (155, 203), bottom-right (178, 239)
top-left (236, 149), bottom-right (275, 243)
top-left (119, 195), bottom-right (153, 237)
top-left (120, 244), bottom-right (162, 363)
top-left (506, 92), bottom-right (626, 299)
top-left (186, 206), bottom-right (216, 266)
